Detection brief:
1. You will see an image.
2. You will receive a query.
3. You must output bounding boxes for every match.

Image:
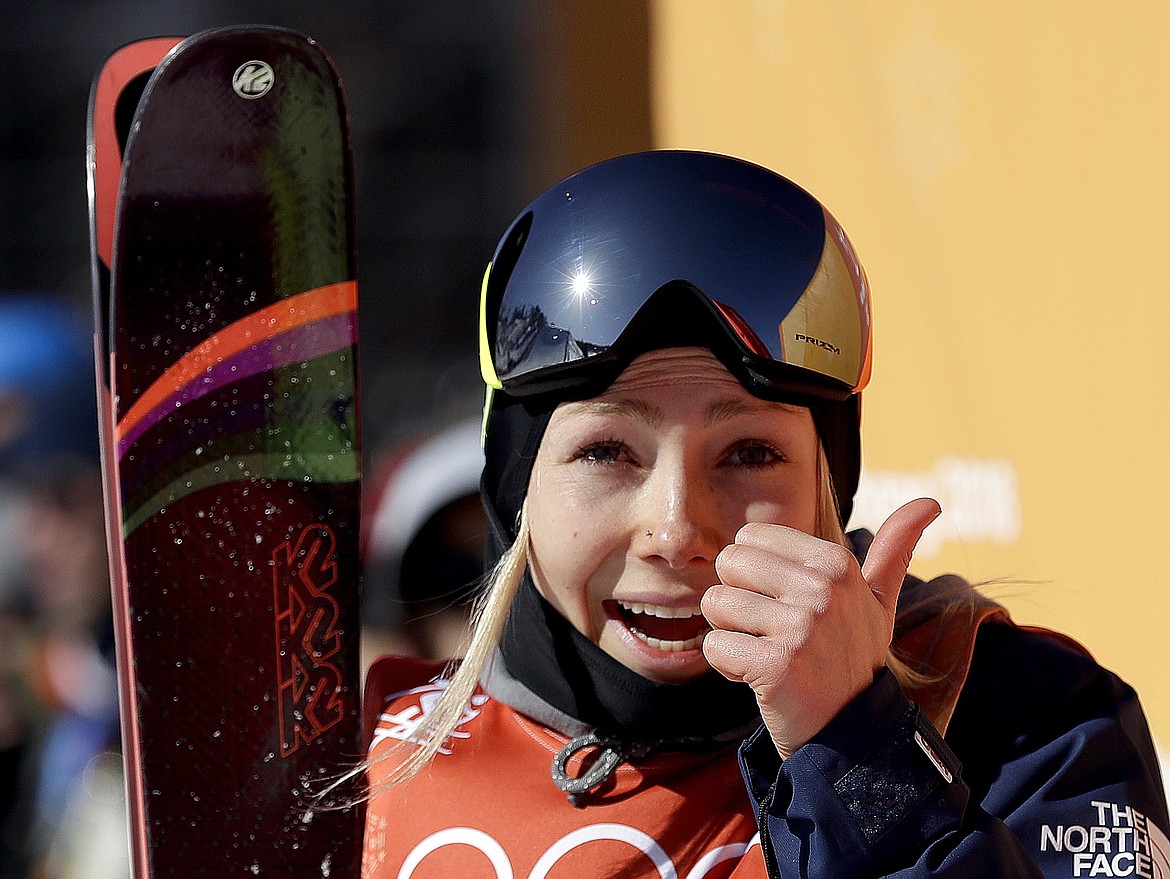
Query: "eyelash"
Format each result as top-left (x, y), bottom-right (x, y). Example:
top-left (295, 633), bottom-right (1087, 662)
top-left (571, 438), bottom-right (631, 466)
top-left (569, 438), bottom-right (788, 468)
top-left (724, 439), bottom-right (787, 468)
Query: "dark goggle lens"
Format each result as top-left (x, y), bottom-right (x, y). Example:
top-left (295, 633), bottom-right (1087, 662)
top-left (482, 151), bottom-right (871, 399)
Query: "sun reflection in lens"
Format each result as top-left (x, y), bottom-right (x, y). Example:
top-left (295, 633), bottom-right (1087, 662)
top-left (547, 264), bottom-right (605, 346)
top-left (569, 270), bottom-right (600, 307)
top-left (571, 270), bottom-right (592, 298)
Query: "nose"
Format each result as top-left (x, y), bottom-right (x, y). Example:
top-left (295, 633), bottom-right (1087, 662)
top-left (638, 454), bottom-right (721, 569)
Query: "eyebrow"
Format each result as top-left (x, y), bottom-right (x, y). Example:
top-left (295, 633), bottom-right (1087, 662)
top-left (704, 397), bottom-right (803, 426)
top-left (571, 398), bottom-right (664, 427)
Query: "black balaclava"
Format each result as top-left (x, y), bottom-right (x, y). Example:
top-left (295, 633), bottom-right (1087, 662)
top-left (480, 354), bottom-right (862, 748)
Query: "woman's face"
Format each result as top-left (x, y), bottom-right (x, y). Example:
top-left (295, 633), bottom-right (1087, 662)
top-left (526, 347), bottom-right (821, 683)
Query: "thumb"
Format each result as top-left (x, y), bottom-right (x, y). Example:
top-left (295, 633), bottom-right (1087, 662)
top-left (861, 498), bottom-right (942, 619)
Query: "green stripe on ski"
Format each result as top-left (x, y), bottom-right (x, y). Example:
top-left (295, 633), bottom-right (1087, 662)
top-left (122, 451), bottom-right (358, 536)
top-left (124, 413), bottom-right (356, 513)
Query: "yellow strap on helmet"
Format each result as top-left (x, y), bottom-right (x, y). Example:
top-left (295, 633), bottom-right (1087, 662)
top-left (478, 262), bottom-right (502, 390)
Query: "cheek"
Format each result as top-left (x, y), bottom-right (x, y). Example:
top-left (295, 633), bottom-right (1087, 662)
top-left (735, 466), bottom-right (821, 535)
top-left (526, 481), bottom-right (616, 630)
top-left (741, 496), bottom-right (818, 535)
top-left (528, 459), bottom-right (630, 560)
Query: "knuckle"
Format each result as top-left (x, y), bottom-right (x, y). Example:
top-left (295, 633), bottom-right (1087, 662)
top-left (701, 584), bottom-right (727, 615)
top-left (790, 605), bottom-right (818, 638)
top-left (810, 542), bottom-right (855, 585)
top-left (735, 522), bottom-right (764, 544)
top-left (717, 545), bottom-right (766, 589)
top-left (809, 592), bottom-right (832, 620)
top-left (714, 544), bottom-right (740, 580)
top-left (700, 629), bottom-right (720, 657)
top-left (702, 631), bottom-right (746, 679)
top-left (746, 637), bottom-right (793, 690)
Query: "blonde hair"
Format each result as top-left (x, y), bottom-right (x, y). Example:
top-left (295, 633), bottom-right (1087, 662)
top-left (369, 509), bottom-right (530, 787)
top-left (371, 441), bottom-right (950, 788)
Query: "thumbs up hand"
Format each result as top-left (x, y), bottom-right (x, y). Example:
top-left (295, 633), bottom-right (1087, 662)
top-left (701, 498), bottom-right (941, 757)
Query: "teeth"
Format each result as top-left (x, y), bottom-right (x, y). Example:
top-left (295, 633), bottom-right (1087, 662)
top-left (627, 630), bottom-right (707, 652)
top-left (617, 601), bottom-right (702, 619)
top-left (617, 600), bottom-right (708, 652)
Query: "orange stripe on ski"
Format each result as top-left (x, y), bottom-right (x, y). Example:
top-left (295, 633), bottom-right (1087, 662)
top-left (115, 281), bottom-right (357, 441)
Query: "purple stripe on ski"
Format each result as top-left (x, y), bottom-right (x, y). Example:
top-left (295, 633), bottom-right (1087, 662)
top-left (117, 311), bottom-right (356, 458)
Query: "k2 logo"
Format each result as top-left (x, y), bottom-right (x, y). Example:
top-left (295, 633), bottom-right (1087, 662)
top-left (273, 524), bottom-right (344, 757)
top-left (232, 60), bottom-right (274, 99)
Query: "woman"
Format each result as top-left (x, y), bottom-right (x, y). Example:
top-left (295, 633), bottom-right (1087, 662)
top-left (362, 150), bottom-right (1168, 878)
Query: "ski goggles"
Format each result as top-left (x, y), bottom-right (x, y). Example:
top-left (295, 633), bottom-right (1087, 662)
top-left (479, 150), bottom-right (872, 404)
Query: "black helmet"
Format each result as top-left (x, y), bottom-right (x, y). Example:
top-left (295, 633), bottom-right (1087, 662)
top-left (479, 150), bottom-right (870, 528)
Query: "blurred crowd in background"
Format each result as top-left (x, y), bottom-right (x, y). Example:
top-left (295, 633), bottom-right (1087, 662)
top-left (0, 294), bottom-right (127, 878)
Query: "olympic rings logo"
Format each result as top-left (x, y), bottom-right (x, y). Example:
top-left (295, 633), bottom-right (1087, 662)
top-left (395, 824), bottom-right (761, 879)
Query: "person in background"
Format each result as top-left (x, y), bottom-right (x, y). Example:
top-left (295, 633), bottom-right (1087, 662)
top-left (359, 151), bottom-right (1168, 878)
top-left (361, 417), bottom-right (486, 664)
top-left (0, 293), bottom-right (127, 879)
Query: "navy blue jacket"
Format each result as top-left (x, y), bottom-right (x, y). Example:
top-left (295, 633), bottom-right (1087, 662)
top-left (740, 617), bottom-right (1169, 877)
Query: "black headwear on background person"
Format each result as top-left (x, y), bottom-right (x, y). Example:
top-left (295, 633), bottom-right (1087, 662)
top-left (363, 418), bottom-right (486, 632)
top-left (475, 150), bottom-right (873, 746)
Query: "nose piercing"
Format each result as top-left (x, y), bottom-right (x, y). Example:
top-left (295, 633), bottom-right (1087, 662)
top-left (645, 530), bottom-right (653, 538)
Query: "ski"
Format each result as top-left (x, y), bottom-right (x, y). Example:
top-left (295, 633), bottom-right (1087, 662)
top-left (89, 35), bottom-right (183, 352)
top-left (88, 26), bottom-right (363, 878)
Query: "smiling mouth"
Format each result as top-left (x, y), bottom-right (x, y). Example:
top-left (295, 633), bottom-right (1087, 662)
top-left (614, 600), bottom-right (710, 652)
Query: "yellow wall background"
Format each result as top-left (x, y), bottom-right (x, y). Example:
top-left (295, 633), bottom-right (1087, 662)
top-left (650, 1), bottom-right (1170, 752)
